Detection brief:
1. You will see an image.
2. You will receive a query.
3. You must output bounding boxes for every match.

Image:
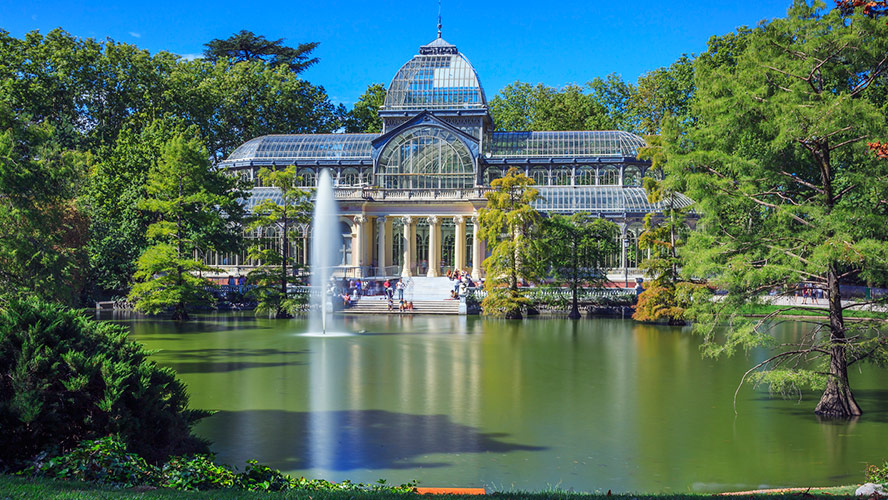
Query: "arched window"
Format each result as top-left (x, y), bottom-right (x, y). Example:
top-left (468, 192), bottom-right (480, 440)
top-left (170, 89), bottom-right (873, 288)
top-left (599, 166), bottom-right (619, 185)
top-left (552, 167), bottom-right (572, 186)
top-left (296, 169), bottom-right (317, 187)
top-left (528, 168), bottom-right (548, 186)
top-left (339, 168), bottom-right (362, 186)
top-left (623, 166), bottom-right (642, 187)
top-left (377, 126), bottom-right (474, 189)
top-left (576, 166), bottom-right (595, 186)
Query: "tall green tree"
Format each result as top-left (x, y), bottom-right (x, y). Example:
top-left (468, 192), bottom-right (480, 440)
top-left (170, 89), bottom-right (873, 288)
top-left (633, 56), bottom-right (695, 135)
top-left (672, 1), bottom-right (888, 417)
top-left (246, 166), bottom-right (313, 318)
top-left (543, 214), bottom-right (618, 319)
top-left (128, 132), bottom-right (246, 320)
top-left (203, 30), bottom-right (319, 73)
top-left (344, 83), bottom-right (386, 133)
top-left (479, 167), bottom-right (544, 319)
top-left (0, 107), bottom-right (87, 305)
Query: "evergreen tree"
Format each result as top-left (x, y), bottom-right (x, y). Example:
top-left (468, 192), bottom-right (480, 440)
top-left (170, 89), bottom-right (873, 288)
top-left (543, 214), bottom-right (618, 319)
top-left (246, 166), bottom-right (313, 318)
top-left (671, 1), bottom-right (888, 416)
top-left (479, 167), bottom-right (544, 319)
top-left (203, 30), bottom-right (319, 73)
top-left (128, 131), bottom-right (246, 320)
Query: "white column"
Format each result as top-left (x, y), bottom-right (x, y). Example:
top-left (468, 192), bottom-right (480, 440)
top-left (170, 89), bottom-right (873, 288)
top-left (401, 216), bottom-right (414, 278)
top-left (427, 216), bottom-right (440, 277)
top-left (376, 216), bottom-right (387, 276)
top-left (353, 215), bottom-right (366, 277)
top-left (454, 216), bottom-right (466, 271)
top-left (384, 217), bottom-right (393, 271)
top-left (619, 223), bottom-right (629, 288)
top-left (471, 215), bottom-right (482, 280)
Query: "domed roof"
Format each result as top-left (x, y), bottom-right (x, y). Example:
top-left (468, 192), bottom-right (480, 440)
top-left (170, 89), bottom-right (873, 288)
top-left (383, 37), bottom-right (487, 111)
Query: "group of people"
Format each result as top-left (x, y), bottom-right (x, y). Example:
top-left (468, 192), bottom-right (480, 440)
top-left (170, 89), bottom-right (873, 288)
top-left (447, 269), bottom-right (473, 299)
top-left (388, 299), bottom-right (414, 312)
top-left (797, 284), bottom-right (824, 304)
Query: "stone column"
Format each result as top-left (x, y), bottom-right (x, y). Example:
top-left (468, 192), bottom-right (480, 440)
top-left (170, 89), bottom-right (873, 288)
top-left (453, 216), bottom-right (466, 271)
top-left (376, 216), bottom-right (387, 276)
top-left (471, 215), bottom-right (482, 280)
top-left (353, 215), bottom-right (366, 277)
top-left (302, 230), bottom-right (309, 267)
top-left (401, 216), bottom-right (414, 278)
top-left (427, 216), bottom-right (440, 277)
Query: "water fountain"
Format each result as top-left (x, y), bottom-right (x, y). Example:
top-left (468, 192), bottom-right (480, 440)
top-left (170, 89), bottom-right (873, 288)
top-left (309, 169), bottom-right (341, 335)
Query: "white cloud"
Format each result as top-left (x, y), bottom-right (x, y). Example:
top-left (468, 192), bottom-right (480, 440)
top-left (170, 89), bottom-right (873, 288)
top-left (129, 32), bottom-right (141, 38)
top-left (179, 53), bottom-right (203, 61)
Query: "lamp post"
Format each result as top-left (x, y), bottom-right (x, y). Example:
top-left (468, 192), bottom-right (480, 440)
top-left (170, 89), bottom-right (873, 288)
top-left (623, 236), bottom-right (630, 289)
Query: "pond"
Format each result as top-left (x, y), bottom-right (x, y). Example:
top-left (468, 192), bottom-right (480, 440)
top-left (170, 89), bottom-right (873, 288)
top-left (115, 313), bottom-right (888, 493)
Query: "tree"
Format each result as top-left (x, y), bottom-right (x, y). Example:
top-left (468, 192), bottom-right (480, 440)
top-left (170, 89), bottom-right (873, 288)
top-left (672, 1), bottom-right (888, 417)
top-left (203, 30), bottom-right (319, 73)
top-left (0, 106), bottom-right (88, 305)
top-left (128, 131), bottom-right (246, 320)
top-left (0, 297), bottom-right (209, 469)
top-left (479, 167), bottom-right (544, 319)
top-left (543, 214), bottom-right (618, 319)
top-left (246, 166), bottom-right (313, 318)
top-left (632, 130), bottom-right (700, 325)
top-left (344, 83), bottom-right (386, 133)
top-left (633, 56), bottom-right (695, 135)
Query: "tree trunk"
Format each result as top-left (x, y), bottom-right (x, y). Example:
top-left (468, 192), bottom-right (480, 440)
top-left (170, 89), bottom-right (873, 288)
top-left (277, 219), bottom-right (291, 319)
top-left (814, 266), bottom-right (861, 417)
top-left (568, 280), bottom-right (580, 319)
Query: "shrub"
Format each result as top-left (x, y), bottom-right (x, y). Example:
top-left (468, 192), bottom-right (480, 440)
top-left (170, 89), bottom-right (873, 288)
top-left (866, 461), bottom-right (888, 484)
top-left (0, 297), bottom-right (209, 470)
top-left (159, 455), bottom-right (237, 491)
top-left (28, 436), bottom-right (156, 488)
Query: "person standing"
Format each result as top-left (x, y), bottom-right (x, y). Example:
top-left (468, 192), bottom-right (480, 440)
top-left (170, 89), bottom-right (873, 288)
top-left (396, 280), bottom-right (405, 301)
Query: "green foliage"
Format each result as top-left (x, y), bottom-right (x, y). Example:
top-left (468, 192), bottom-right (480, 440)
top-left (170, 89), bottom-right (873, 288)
top-left (479, 168), bottom-right (544, 319)
top-left (344, 83), bottom-right (386, 133)
top-left (246, 166), bottom-right (313, 318)
top-left (542, 214), bottom-right (618, 317)
top-left (203, 30), bottom-right (319, 74)
top-left (865, 461), bottom-right (888, 485)
top-left (669, 1), bottom-right (888, 415)
top-left (0, 106), bottom-right (88, 305)
top-left (128, 131), bottom-right (246, 320)
top-left (25, 435), bottom-right (420, 494)
top-left (0, 298), bottom-right (209, 470)
top-left (29, 436), bottom-right (155, 488)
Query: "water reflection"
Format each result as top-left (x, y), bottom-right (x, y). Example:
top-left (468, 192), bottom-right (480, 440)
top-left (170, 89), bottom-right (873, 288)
top-left (127, 314), bottom-right (888, 493)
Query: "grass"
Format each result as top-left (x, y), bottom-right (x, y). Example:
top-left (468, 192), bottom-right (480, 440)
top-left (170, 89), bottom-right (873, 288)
top-left (0, 475), bottom-right (864, 500)
top-left (739, 304), bottom-right (888, 320)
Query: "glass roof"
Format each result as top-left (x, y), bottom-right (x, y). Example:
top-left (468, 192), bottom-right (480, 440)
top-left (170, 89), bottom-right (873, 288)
top-left (383, 38), bottom-right (487, 111)
top-left (488, 131), bottom-right (647, 158)
top-left (533, 186), bottom-right (695, 214)
top-left (226, 134), bottom-right (376, 162)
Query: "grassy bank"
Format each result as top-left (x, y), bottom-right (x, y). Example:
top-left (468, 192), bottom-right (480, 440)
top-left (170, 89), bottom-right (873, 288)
top-left (0, 475), bottom-right (862, 499)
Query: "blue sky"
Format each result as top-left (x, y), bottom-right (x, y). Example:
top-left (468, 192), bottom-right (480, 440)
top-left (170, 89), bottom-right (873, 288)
top-left (1, 0), bottom-right (794, 107)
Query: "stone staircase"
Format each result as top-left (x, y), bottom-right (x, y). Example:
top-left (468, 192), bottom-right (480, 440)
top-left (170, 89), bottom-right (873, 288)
top-left (340, 276), bottom-right (461, 315)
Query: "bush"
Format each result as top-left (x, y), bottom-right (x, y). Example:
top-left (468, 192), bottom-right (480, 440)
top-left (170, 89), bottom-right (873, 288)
top-left (28, 436), bottom-right (155, 488)
top-left (26, 436), bottom-right (420, 493)
top-left (866, 461), bottom-right (888, 484)
top-left (0, 297), bottom-right (209, 470)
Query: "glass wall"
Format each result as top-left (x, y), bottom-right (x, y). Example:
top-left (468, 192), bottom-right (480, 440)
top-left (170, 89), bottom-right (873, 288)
top-left (377, 127), bottom-right (474, 189)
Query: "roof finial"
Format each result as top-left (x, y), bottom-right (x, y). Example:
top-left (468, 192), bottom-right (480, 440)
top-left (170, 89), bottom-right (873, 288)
top-left (437, 0), bottom-right (442, 38)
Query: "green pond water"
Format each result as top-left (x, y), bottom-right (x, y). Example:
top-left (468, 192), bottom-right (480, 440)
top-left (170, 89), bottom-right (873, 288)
top-left (115, 312), bottom-right (888, 493)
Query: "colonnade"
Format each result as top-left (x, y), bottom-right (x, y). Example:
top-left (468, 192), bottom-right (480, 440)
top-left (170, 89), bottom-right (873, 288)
top-left (351, 214), bottom-right (483, 280)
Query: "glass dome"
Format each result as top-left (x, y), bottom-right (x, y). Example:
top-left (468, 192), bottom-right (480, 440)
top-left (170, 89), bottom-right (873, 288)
top-left (376, 126), bottom-right (474, 189)
top-left (383, 37), bottom-right (487, 111)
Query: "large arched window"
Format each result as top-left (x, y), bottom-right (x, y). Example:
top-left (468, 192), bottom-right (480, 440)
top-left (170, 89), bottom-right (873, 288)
top-left (377, 126), bottom-right (475, 189)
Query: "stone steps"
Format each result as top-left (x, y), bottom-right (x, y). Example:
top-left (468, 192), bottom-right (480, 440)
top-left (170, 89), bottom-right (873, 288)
top-left (340, 298), bottom-right (460, 315)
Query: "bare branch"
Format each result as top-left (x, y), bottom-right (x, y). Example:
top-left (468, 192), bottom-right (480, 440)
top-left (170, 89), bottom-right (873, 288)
top-left (829, 135), bottom-right (869, 152)
top-left (733, 348), bottom-right (824, 415)
top-left (778, 171), bottom-right (825, 194)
